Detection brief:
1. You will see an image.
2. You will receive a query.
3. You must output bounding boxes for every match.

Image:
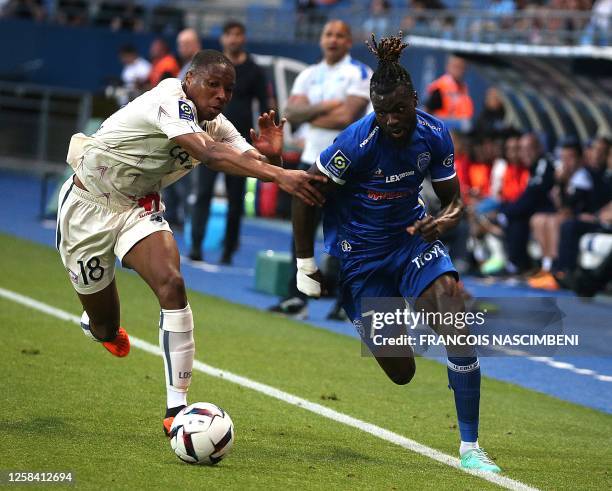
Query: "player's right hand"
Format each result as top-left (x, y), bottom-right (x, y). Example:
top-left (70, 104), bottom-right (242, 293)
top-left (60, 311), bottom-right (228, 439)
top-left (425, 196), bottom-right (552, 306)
top-left (276, 169), bottom-right (327, 206)
top-left (296, 258), bottom-right (327, 298)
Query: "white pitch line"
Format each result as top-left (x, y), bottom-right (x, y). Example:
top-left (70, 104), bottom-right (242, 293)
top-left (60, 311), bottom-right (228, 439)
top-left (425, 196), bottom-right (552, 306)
top-left (0, 286), bottom-right (537, 491)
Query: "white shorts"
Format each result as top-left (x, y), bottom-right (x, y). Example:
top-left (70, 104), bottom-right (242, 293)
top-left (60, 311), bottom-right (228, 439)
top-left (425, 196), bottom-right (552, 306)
top-left (56, 176), bottom-right (172, 295)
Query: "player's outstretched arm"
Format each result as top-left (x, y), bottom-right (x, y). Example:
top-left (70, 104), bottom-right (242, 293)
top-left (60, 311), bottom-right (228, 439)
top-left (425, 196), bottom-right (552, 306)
top-left (172, 132), bottom-right (326, 207)
top-left (292, 164), bottom-right (339, 297)
top-left (407, 176), bottom-right (464, 242)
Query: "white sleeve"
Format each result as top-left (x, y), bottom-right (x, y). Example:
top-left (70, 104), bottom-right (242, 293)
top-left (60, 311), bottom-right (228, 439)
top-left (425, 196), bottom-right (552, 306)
top-left (290, 68), bottom-right (312, 97)
top-left (150, 95), bottom-right (203, 140)
top-left (346, 64), bottom-right (372, 101)
top-left (217, 115), bottom-right (254, 154)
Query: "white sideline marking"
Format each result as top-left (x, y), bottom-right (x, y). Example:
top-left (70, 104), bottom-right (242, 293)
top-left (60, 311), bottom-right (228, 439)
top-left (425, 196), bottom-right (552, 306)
top-left (487, 347), bottom-right (612, 383)
top-left (0, 286), bottom-right (537, 491)
top-left (527, 357), bottom-right (612, 382)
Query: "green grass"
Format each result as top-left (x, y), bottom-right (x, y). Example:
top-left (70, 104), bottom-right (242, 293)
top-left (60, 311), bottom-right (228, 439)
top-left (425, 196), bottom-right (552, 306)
top-left (1, 233), bottom-right (611, 490)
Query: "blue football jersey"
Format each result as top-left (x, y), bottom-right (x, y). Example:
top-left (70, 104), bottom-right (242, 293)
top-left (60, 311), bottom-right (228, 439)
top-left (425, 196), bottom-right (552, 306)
top-left (316, 110), bottom-right (456, 258)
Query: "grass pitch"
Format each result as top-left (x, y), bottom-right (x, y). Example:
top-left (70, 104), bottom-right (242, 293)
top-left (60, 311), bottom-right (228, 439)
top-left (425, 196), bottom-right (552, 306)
top-left (1, 234), bottom-right (610, 490)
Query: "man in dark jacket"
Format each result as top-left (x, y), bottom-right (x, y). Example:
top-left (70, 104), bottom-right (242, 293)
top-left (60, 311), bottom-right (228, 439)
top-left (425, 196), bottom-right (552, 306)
top-left (498, 133), bottom-right (555, 273)
top-left (189, 20), bottom-right (272, 264)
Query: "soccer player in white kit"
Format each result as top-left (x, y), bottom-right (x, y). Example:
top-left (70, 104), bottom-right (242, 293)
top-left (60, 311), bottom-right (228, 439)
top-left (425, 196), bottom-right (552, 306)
top-left (56, 50), bottom-right (327, 435)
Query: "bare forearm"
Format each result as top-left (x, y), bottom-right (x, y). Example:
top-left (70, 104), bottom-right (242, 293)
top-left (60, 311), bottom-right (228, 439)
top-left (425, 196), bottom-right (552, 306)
top-left (292, 195), bottom-right (318, 258)
top-left (245, 149), bottom-right (283, 168)
top-left (310, 108), bottom-right (352, 130)
top-left (436, 195), bottom-right (464, 233)
top-left (205, 143), bottom-right (281, 181)
top-left (285, 102), bottom-right (331, 126)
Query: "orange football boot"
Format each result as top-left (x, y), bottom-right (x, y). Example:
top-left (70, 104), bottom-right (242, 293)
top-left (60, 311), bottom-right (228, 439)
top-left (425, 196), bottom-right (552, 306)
top-left (164, 405), bottom-right (187, 437)
top-left (163, 417), bottom-right (174, 437)
top-left (102, 327), bottom-right (131, 357)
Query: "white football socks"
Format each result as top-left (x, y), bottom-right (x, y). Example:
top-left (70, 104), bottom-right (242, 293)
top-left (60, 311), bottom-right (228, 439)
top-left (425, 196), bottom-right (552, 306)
top-left (159, 304), bottom-right (195, 409)
top-left (460, 440), bottom-right (479, 456)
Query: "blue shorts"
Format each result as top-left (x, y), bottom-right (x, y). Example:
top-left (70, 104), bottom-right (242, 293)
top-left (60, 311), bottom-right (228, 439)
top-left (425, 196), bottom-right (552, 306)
top-left (339, 237), bottom-right (457, 332)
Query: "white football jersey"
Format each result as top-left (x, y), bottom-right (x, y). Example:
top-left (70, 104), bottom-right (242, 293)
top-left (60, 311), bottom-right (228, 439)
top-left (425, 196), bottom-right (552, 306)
top-left (66, 78), bottom-right (253, 208)
top-left (290, 54), bottom-right (372, 164)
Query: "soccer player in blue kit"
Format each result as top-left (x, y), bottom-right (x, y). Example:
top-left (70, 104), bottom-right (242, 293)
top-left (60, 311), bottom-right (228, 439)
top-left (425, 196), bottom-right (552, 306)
top-left (292, 34), bottom-right (501, 473)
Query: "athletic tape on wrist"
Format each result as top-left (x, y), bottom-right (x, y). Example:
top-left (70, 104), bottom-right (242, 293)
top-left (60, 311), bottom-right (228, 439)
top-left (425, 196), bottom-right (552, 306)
top-left (296, 257), bottom-right (317, 274)
top-left (296, 270), bottom-right (321, 297)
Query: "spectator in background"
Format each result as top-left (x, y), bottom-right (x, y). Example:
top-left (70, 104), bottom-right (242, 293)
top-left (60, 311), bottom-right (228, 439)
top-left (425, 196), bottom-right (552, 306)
top-left (117, 44), bottom-right (150, 105)
top-left (361, 0), bottom-right (390, 40)
top-left (498, 133), bottom-right (555, 274)
top-left (296, 0), bottom-right (327, 41)
top-left (161, 28), bottom-right (202, 228)
top-left (585, 136), bottom-right (612, 212)
top-left (425, 54), bottom-right (474, 132)
top-left (148, 38), bottom-right (180, 88)
top-left (2, 0), bottom-right (45, 20)
top-left (268, 20), bottom-right (372, 320)
top-left (474, 131), bottom-right (529, 275)
top-left (555, 138), bottom-right (612, 289)
top-left (188, 20), bottom-right (272, 264)
top-left (583, 0), bottom-right (612, 45)
top-left (528, 137), bottom-right (591, 289)
top-left (109, 1), bottom-right (144, 32)
top-left (177, 28), bottom-right (202, 80)
top-left (474, 87), bottom-right (506, 133)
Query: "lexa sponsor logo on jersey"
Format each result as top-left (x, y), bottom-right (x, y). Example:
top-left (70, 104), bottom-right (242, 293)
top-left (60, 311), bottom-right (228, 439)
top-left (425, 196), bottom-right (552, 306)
top-left (411, 242), bottom-right (447, 269)
top-left (359, 126), bottom-right (379, 148)
top-left (385, 170), bottom-right (415, 183)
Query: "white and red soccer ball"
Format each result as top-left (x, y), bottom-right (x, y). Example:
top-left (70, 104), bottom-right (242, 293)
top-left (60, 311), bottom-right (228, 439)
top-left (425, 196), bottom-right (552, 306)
top-left (169, 402), bottom-right (234, 465)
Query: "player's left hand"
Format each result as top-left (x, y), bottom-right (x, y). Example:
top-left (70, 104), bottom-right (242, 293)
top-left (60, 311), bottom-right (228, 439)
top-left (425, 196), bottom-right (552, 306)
top-left (406, 215), bottom-right (443, 242)
top-left (250, 110), bottom-right (286, 158)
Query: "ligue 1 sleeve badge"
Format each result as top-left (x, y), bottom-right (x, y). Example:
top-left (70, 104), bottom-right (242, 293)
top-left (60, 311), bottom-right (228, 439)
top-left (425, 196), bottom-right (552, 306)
top-left (178, 100), bottom-right (195, 121)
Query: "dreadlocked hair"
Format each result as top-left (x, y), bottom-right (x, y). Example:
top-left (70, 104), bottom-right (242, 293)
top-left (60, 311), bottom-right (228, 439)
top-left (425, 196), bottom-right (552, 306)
top-left (366, 32), bottom-right (414, 95)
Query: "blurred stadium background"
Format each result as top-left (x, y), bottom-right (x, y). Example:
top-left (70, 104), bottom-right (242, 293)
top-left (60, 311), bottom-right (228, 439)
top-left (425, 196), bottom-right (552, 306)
top-left (0, 1), bottom-right (611, 488)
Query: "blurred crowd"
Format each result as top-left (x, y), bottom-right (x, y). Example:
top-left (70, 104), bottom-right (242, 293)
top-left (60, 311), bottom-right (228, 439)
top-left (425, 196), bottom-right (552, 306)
top-left (412, 53), bottom-right (612, 296)
top-left (299, 0), bottom-right (611, 46)
top-left (0, 0), bottom-right (183, 34)
top-left (2, 0), bottom-right (610, 46)
top-left (435, 125), bottom-right (612, 296)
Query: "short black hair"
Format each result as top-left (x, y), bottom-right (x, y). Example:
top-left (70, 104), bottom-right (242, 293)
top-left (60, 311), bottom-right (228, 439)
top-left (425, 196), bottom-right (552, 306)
top-left (366, 32), bottom-right (414, 95)
top-left (188, 49), bottom-right (233, 74)
top-left (559, 135), bottom-right (582, 156)
top-left (222, 20), bottom-right (245, 34)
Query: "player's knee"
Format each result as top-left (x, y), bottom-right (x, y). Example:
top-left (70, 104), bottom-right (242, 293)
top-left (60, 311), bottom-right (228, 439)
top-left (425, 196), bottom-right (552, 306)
top-left (156, 270), bottom-right (187, 307)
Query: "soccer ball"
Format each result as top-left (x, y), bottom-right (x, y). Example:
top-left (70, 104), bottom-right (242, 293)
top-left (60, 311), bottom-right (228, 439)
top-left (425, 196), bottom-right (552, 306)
top-left (169, 402), bottom-right (234, 465)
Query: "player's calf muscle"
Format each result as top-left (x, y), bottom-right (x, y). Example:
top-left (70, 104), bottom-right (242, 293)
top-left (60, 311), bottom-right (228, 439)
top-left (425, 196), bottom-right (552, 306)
top-left (154, 271), bottom-right (187, 310)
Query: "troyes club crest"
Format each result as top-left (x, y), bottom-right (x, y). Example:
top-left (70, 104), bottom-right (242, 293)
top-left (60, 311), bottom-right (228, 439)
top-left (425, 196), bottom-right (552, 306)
top-left (416, 152), bottom-right (431, 173)
top-left (325, 150), bottom-right (352, 179)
